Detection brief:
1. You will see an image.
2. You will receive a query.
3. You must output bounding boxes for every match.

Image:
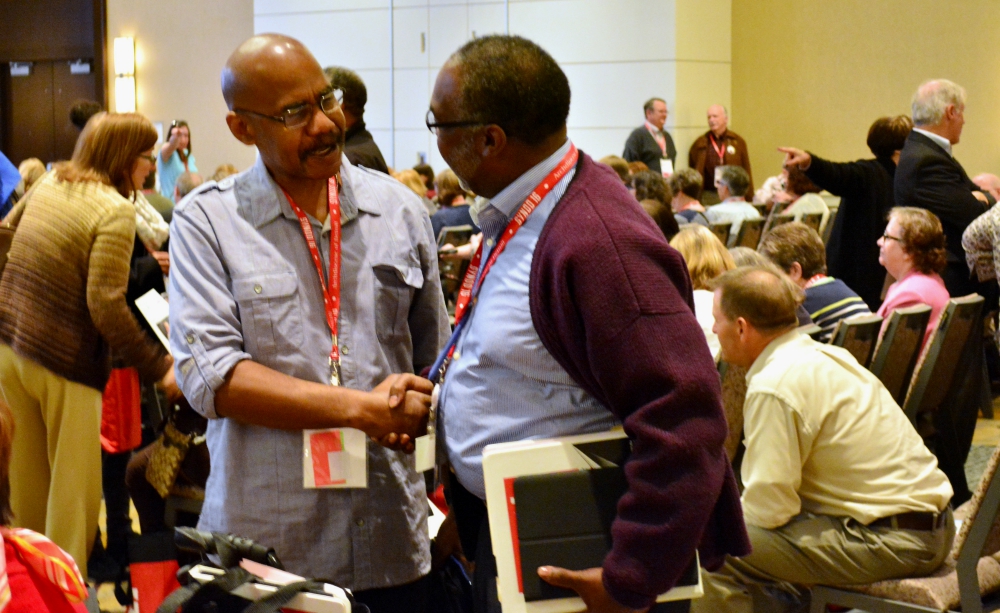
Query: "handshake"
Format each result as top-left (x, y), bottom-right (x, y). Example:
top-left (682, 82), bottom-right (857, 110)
top-left (360, 373), bottom-right (435, 453)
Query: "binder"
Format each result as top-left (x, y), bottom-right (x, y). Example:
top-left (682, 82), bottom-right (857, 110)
top-left (482, 430), bottom-right (702, 613)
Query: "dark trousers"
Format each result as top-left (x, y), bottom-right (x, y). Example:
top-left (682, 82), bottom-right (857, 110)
top-left (448, 475), bottom-right (690, 613)
top-left (353, 575), bottom-right (429, 613)
top-left (103, 450), bottom-right (134, 563)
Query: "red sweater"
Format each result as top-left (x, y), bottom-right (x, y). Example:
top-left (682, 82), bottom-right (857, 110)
top-left (4, 541), bottom-right (87, 613)
top-left (530, 153), bottom-right (750, 608)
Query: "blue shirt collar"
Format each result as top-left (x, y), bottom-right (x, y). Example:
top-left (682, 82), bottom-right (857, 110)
top-left (485, 139), bottom-right (573, 220)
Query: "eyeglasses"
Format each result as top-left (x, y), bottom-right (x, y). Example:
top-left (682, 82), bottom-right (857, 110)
top-left (425, 109), bottom-right (489, 135)
top-left (139, 153), bottom-right (156, 163)
top-left (881, 232), bottom-right (903, 242)
top-left (235, 89), bottom-right (344, 129)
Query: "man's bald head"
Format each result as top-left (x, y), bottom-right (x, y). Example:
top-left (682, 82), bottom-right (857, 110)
top-left (707, 104), bottom-right (729, 136)
top-left (222, 34), bottom-right (323, 110)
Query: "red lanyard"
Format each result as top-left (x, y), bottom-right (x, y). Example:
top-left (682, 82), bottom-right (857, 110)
top-left (451, 144), bottom-right (578, 337)
top-left (804, 273), bottom-right (828, 289)
top-left (710, 133), bottom-right (726, 162)
top-left (283, 176), bottom-right (343, 385)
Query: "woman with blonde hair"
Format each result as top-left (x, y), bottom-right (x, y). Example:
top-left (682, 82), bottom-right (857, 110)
top-left (0, 112), bottom-right (175, 576)
top-left (394, 168), bottom-right (437, 217)
top-left (431, 168), bottom-right (478, 240)
top-left (669, 225), bottom-right (735, 358)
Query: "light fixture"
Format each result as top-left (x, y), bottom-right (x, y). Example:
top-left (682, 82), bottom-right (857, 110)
top-left (114, 37), bottom-right (135, 112)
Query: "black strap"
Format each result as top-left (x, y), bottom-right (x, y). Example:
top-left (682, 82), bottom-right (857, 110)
top-left (156, 567), bottom-right (254, 613)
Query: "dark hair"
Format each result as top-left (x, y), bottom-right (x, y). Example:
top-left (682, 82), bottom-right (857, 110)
top-left (599, 155), bottom-right (630, 183)
top-left (707, 265), bottom-right (803, 333)
top-left (758, 222), bottom-right (827, 278)
top-left (434, 169), bottom-right (468, 207)
top-left (324, 66), bottom-right (367, 118)
top-left (669, 168), bottom-right (703, 199)
top-left (784, 167), bottom-right (820, 197)
top-left (630, 170), bottom-right (673, 207)
top-left (717, 165), bottom-right (750, 197)
top-left (639, 199), bottom-right (679, 241)
top-left (449, 35), bottom-right (570, 145)
top-left (890, 207), bottom-right (948, 274)
top-left (69, 99), bottom-right (102, 130)
top-left (413, 164), bottom-right (435, 189)
top-left (643, 98), bottom-right (665, 114)
top-left (167, 119), bottom-right (192, 162)
top-left (867, 115), bottom-right (913, 159)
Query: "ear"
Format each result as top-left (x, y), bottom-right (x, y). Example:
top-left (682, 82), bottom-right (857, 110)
top-left (226, 112), bottom-right (256, 146)
top-left (480, 125), bottom-right (507, 158)
top-left (736, 316), bottom-right (750, 339)
top-left (788, 262), bottom-right (804, 282)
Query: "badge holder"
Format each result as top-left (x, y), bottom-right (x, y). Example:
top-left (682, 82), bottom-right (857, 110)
top-left (303, 428), bottom-right (367, 489)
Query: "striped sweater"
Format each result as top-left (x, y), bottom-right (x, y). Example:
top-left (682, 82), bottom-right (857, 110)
top-left (0, 173), bottom-right (170, 391)
top-left (804, 276), bottom-right (872, 343)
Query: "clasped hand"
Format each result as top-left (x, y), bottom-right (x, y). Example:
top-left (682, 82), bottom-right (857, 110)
top-left (368, 373), bottom-right (433, 452)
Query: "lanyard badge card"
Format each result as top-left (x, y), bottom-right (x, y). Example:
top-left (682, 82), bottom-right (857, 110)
top-left (285, 177), bottom-right (368, 489)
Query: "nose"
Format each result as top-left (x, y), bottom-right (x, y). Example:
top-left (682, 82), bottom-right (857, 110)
top-left (307, 105), bottom-right (341, 134)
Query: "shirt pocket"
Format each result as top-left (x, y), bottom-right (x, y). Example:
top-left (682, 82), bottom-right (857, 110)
top-left (372, 260), bottom-right (424, 345)
top-left (232, 271), bottom-right (304, 358)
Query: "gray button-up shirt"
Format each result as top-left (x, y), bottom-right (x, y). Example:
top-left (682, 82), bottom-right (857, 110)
top-left (167, 155), bottom-right (449, 589)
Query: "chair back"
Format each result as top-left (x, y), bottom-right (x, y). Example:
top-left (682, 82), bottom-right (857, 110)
top-left (436, 224), bottom-right (474, 247)
top-left (734, 217), bottom-right (765, 249)
top-left (753, 203), bottom-right (768, 217)
top-left (821, 206), bottom-right (838, 245)
top-left (869, 305), bottom-right (931, 404)
top-left (951, 439), bottom-right (1000, 613)
top-left (901, 294), bottom-right (984, 423)
top-left (437, 225), bottom-right (474, 307)
top-left (709, 222), bottom-right (731, 246)
top-left (763, 213), bottom-right (794, 237)
top-left (800, 212), bottom-right (823, 233)
top-left (717, 360), bottom-right (747, 462)
top-left (828, 314), bottom-right (883, 367)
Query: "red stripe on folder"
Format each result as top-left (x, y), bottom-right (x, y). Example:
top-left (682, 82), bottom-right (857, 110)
top-left (504, 477), bottom-right (524, 593)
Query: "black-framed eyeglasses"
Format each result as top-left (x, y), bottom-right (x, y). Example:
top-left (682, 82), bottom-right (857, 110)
top-left (425, 109), bottom-right (489, 135)
top-left (881, 232), bottom-right (903, 242)
top-left (139, 153), bottom-right (156, 163)
top-left (235, 89), bottom-right (344, 130)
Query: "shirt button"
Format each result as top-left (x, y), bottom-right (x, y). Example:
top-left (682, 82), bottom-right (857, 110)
top-left (356, 519), bottom-right (365, 527)
top-left (254, 284), bottom-right (262, 294)
top-left (186, 334), bottom-right (195, 344)
top-left (486, 239), bottom-right (495, 247)
top-left (341, 345), bottom-right (350, 356)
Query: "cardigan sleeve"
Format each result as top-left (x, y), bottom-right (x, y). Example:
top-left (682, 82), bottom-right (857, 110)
top-left (87, 199), bottom-right (171, 382)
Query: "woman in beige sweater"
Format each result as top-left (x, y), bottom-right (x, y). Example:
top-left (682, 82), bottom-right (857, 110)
top-left (0, 113), bottom-right (174, 576)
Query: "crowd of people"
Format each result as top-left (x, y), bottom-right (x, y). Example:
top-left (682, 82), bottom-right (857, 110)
top-left (1, 29), bottom-right (1000, 613)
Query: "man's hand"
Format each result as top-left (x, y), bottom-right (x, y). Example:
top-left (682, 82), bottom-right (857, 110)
top-left (777, 147), bottom-right (811, 170)
top-left (364, 374), bottom-right (432, 443)
top-left (538, 567), bottom-right (649, 613)
top-left (974, 190), bottom-right (990, 204)
top-left (157, 358), bottom-right (184, 403)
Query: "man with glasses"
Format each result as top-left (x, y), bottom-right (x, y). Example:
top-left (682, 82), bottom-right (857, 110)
top-left (427, 34), bottom-right (748, 613)
top-left (167, 34), bottom-right (449, 613)
top-left (622, 98), bottom-right (676, 177)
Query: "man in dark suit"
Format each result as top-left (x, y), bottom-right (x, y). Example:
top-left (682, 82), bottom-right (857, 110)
top-left (895, 78), bottom-right (996, 506)
top-left (622, 97), bottom-right (676, 176)
top-left (895, 78), bottom-right (994, 296)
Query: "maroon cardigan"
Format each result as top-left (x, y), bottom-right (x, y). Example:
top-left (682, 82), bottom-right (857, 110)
top-left (530, 153), bottom-right (750, 608)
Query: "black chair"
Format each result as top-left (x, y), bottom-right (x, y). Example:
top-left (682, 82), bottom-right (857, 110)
top-left (709, 222), bottom-right (731, 246)
top-left (734, 217), bottom-right (765, 250)
top-left (828, 314), bottom-right (883, 368)
top-left (869, 304), bottom-right (931, 404)
top-left (800, 212), bottom-right (823, 234)
top-left (821, 206), bottom-right (838, 245)
top-left (762, 213), bottom-right (794, 239)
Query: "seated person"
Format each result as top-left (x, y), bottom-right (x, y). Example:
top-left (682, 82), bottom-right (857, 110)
top-left (0, 399), bottom-right (88, 612)
top-left (630, 170), bottom-right (679, 238)
top-left (759, 222), bottom-right (871, 343)
top-left (705, 165), bottom-right (761, 246)
top-left (752, 170), bottom-right (786, 206)
top-left (693, 266), bottom-right (954, 613)
top-left (670, 225), bottom-right (735, 359)
top-left (639, 199), bottom-right (679, 241)
top-left (773, 167), bottom-right (830, 234)
top-left (174, 171), bottom-right (204, 204)
top-left (598, 154), bottom-right (630, 183)
top-left (878, 207), bottom-right (950, 347)
top-left (669, 168), bottom-right (710, 226)
top-left (430, 168), bottom-right (479, 240)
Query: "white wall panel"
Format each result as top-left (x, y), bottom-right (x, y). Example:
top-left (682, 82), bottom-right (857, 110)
top-left (255, 10), bottom-right (391, 70)
top-left (394, 68), bottom-right (431, 129)
top-left (565, 128), bottom-right (636, 161)
top-left (563, 61), bottom-right (676, 129)
top-left (467, 3), bottom-right (507, 44)
top-left (394, 129), bottom-right (433, 170)
top-left (355, 69), bottom-right (393, 130)
top-left (368, 128), bottom-right (394, 167)
top-left (509, 0), bottom-right (675, 64)
top-left (256, 1), bottom-right (388, 15)
top-left (393, 6), bottom-right (429, 69)
top-left (429, 5), bottom-right (469, 67)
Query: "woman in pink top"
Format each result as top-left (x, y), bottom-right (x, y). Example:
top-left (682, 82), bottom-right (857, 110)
top-left (876, 207), bottom-right (950, 346)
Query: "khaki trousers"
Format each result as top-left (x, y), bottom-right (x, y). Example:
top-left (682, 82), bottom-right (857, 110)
top-left (0, 344), bottom-right (103, 578)
top-left (691, 510), bottom-right (955, 613)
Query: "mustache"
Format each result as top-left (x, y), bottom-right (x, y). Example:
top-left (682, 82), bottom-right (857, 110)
top-left (303, 131), bottom-right (345, 157)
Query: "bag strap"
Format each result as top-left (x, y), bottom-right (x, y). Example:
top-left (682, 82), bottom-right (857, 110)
top-left (1, 200), bottom-right (25, 229)
top-left (156, 567), bottom-right (254, 613)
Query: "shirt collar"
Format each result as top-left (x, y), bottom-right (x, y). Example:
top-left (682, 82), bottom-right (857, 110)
top-left (913, 128), bottom-right (953, 156)
top-left (241, 154), bottom-right (379, 228)
top-left (644, 121), bottom-right (663, 134)
top-left (486, 139), bottom-right (573, 220)
top-left (745, 328), bottom-right (802, 383)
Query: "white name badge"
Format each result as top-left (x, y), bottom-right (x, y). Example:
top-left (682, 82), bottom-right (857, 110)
top-left (302, 428), bottom-right (368, 489)
top-left (413, 383), bottom-right (440, 473)
top-left (660, 158), bottom-right (674, 178)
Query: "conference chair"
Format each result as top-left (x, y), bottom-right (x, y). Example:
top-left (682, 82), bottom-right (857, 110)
top-left (734, 217), bottom-right (765, 250)
top-left (437, 224), bottom-right (474, 311)
top-left (709, 222), bottom-right (731, 246)
top-left (800, 212), bottom-right (823, 234)
top-left (762, 213), bottom-right (794, 238)
top-left (810, 436), bottom-right (1000, 613)
top-left (753, 203), bottom-right (768, 217)
top-left (868, 305), bottom-right (932, 404)
top-left (821, 206), bottom-right (838, 245)
top-left (717, 358), bottom-right (748, 464)
top-left (828, 314), bottom-right (883, 368)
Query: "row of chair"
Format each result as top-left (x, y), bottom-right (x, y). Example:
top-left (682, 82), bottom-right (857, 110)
top-left (709, 204), bottom-right (838, 250)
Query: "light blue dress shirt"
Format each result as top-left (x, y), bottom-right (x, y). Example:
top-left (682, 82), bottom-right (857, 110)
top-left (440, 141), bottom-right (620, 500)
top-left (167, 155), bottom-right (449, 588)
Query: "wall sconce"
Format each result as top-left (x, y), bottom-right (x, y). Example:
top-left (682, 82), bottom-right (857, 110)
top-left (114, 37), bottom-right (136, 113)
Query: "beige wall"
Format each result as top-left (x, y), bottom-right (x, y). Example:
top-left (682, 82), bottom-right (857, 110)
top-left (106, 0), bottom-right (256, 179)
top-left (732, 0), bottom-right (1000, 184)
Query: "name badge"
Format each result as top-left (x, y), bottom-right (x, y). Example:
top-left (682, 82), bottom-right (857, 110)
top-left (303, 428), bottom-right (368, 488)
top-left (660, 158), bottom-right (674, 178)
top-left (414, 383), bottom-right (439, 473)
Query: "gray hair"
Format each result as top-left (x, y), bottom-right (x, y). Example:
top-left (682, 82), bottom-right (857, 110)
top-left (911, 79), bottom-right (966, 127)
top-left (716, 165), bottom-right (750, 198)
